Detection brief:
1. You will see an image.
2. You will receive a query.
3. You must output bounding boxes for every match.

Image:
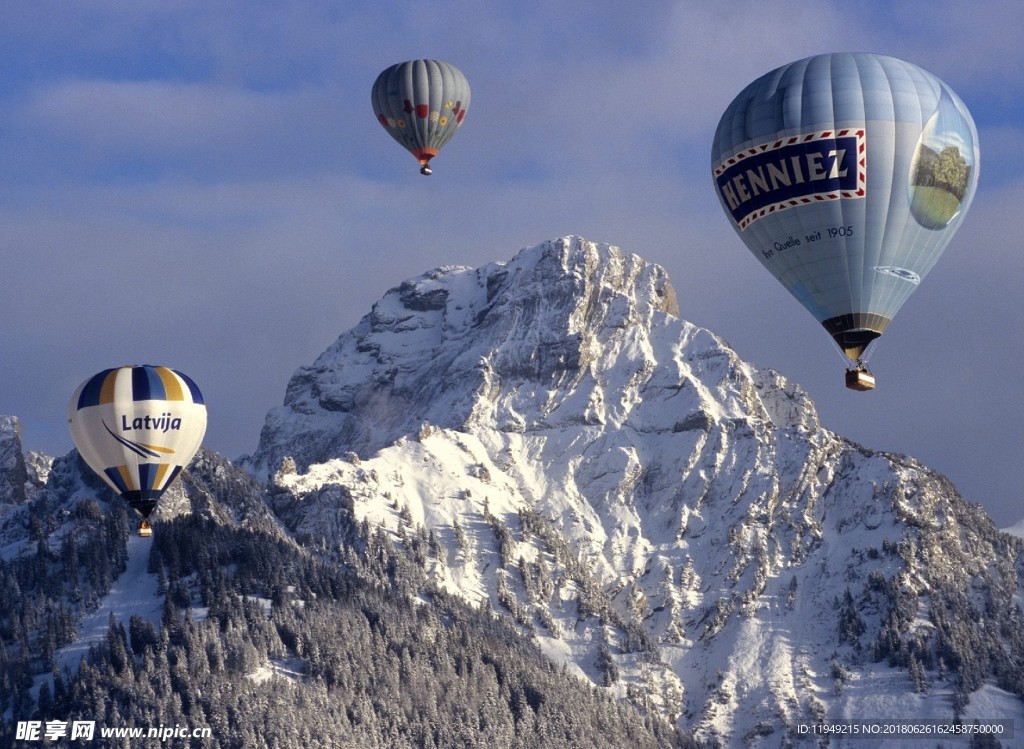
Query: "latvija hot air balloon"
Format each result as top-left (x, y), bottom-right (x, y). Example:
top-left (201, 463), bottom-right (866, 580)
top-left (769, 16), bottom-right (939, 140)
top-left (711, 53), bottom-right (979, 390)
top-left (372, 59), bottom-right (470, 175)
top-left (68, 365), bottom-right (207, 536)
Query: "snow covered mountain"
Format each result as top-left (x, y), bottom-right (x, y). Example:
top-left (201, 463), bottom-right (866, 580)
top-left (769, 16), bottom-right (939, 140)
top-left (246, 236), bottom-right (1024, 745)
top-left (3, 236), bottom-right (1023, 747)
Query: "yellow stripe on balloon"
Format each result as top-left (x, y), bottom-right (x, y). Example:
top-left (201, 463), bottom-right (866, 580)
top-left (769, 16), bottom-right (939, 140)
top-left (153, 463), bottom-right (171, 490)
top-left (156, 367), bottom-right (184, 401)
top-left (117, 465), bottom-right (136, 492)
top-left (137, 442), bottom-right (176, 455)
top-left (100, 369), bottom-right (121, 405)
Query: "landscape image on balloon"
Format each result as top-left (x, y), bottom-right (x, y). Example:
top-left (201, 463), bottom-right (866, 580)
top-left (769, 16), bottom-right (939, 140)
top-left (908, 95), bottom-right (976, 229)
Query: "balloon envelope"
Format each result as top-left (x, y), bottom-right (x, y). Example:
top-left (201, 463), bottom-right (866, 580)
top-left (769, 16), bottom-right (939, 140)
top-left (68, 365), bottom-right (207, 520)
top-left (711, 53), bottom-right (979, 361)
top-left (372, 59), bottom-right (470, 174)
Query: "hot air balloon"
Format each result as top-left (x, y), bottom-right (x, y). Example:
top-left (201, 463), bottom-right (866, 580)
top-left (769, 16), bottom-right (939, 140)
top-left (711, 53), bottom-right (979, 390)
top-left (68, 365), bottom-right (207, 536)
top-left (372, 59), bottom-right (470, 175)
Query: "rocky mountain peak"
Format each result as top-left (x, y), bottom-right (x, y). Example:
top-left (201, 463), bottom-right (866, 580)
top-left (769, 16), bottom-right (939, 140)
top-left (248, 236), bottom-right (688, 477)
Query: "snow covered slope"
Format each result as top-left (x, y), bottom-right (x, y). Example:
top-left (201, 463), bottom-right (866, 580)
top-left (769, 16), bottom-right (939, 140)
top-left (56, 534), bottom-right (161, 672)
top-left (248, 236), bottom-right (1024, 746)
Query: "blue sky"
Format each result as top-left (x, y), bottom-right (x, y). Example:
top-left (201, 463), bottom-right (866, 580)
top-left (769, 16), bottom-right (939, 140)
top-left (1, 1), bottom-right (1021, 525)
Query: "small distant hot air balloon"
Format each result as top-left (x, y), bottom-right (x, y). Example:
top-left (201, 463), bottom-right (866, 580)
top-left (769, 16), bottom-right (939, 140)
top-left (711, 53), bottom-right (979, 390)
top-left (68, 365), bottom-right (207, 536)
top-left (372, 59), bottom-right (471, 175)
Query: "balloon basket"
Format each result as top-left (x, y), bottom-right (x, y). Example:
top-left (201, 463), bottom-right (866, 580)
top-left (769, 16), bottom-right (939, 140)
top-left (845, 367), bottom-right (876, 392)
top-left (138, 521), bottom-right (153, 538)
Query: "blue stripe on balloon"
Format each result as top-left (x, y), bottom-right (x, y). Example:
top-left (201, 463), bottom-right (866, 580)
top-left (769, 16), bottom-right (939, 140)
top-left (103, 466), bottom-right (130, 495)
top-left (138, 463), bottom-right (159, 493)
top-left (174, 369), bottom-right (205, 405)
top-left (77, 368), bottom-right (117, 409)
top-left (132, 365), bottom-right (166, 401)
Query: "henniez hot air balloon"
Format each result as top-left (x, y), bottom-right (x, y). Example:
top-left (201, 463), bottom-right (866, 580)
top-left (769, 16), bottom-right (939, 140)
top-left (68, 365), bottom-right (207, 536)
top-left (711, 53), bottom-right (979, 390)
top-left (372, 59), bottom-right (470, 175)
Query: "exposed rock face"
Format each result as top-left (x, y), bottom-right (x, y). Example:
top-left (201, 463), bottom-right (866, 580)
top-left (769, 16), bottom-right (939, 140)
top-left (0, 415), bottom-right (31, 506)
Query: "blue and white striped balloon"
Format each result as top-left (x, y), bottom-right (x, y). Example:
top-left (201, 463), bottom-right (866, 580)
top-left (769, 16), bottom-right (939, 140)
top-left (68, 365), bottom-right (207, 523)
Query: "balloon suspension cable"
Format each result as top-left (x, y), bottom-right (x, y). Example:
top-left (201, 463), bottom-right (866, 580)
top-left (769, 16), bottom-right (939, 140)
top-left (859, 335), bottom-right (881, 365)
top-left (829, 338), bottom-right (877, 390)
top-left (829, 338), bottom-right (879, 371)
top-left (829, 340), bottom-right (857, 368)
top-left (851, 339), bottom-right (880, 374)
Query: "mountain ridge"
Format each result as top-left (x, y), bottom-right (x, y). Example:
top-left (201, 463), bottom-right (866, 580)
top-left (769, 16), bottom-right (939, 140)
top-left (246, 236), bottom-right (1024, 744)
top-left (3, 235), bottom-right (1022, 747)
